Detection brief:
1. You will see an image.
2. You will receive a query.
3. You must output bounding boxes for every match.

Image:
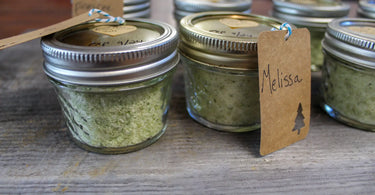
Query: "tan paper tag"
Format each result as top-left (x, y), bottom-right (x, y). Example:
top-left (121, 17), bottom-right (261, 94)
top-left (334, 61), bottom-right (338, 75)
top-left (72, 0), bottom-right (123, 17)
top-left (0, 11), bottom-right (100, 50)
top-left (92, 25), bottom-right (137, 36)
top-left (257, 28), bottom-right (311, 156)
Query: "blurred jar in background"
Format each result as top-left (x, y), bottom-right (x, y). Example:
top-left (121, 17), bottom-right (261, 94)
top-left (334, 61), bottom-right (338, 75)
top-left (272, 0), bottom-right (350, 72)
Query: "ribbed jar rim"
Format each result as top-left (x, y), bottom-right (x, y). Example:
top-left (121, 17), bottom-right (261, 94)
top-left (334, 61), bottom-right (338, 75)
top-left (179, 12), bottom-right (290, 70)
top-left (174, 0), bottom-right (252, 12)
top-left (359, 0), bottom-right (375, 12)
top-left (272, 10), bottom-right (334, 28)
top-left (272, 0), bottom-right (350, 18)
top-left (123, 9), bottom-right (150, 18)
top-left (124, 0), bottom-right (149, 5)
top-left (123, 2), bottom-right (150, 13)
top-left (322, 18), bottom-right (375, 69)
top-left (41, 18), bottom-right (179, 86)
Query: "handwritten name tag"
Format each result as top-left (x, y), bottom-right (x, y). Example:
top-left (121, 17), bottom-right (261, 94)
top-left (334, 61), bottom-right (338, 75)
top-left (261, 64), bottom-right (303, 94)
top-left (257, 28), bottom-right (311, 156)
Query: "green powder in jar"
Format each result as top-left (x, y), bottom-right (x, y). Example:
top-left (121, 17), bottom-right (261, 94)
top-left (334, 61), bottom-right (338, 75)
top-left (322, 54), bottom-right (375, 129)
top-left (51, 74), bottom-right (173, 148)
top-left (183, 55), bottom-right (260, 130)
top-left (310, 29), bottom-right (325, 71)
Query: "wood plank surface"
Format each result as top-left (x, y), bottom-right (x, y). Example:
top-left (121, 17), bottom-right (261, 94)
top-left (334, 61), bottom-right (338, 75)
top-left (0, 0), bottom-right (374, 194)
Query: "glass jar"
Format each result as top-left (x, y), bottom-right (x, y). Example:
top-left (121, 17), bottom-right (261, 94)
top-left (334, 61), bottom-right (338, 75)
top-left (321, 18), bottom-right (375, 131)
top-left (41, 19), bottom-right (179, 154)
top-left (174, 0), bottom-right (252, 22)
top-left (358, 0), bottom-right (375, 19)
top-left (272, 0), bottom-right (350, 71)
top-left (179, 12), bottom-right (289, 132)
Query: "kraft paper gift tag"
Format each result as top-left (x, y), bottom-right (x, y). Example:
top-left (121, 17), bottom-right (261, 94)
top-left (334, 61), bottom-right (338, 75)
top-left (257, 28), bottom-right (311, 156)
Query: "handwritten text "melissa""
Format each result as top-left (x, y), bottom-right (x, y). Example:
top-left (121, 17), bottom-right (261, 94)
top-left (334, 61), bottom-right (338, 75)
top-left (261, 64), bottom-right (303, 94)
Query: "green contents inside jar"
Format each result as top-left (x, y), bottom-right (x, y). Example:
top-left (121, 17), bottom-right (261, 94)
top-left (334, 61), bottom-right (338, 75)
top-left (322, 54), bottom-right (375, 131)
top-left (310, 29), bottom-right (325, 71)
top-left (182, 55), bottom-right (260, 131)
top-left (50, 72), bottom-right (174, 153)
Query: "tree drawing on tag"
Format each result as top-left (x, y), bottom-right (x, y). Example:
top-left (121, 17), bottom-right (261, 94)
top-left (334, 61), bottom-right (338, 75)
top-left (292, 103), bottom-right (305, 135)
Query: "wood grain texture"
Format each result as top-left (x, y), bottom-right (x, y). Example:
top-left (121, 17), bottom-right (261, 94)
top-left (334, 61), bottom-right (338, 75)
top-left (0, 0), bottom-right (71, 39)
top-left (0, 0), bottom-right (374, 194)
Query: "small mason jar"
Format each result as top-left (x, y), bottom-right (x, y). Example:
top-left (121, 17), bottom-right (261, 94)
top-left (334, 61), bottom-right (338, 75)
top-left (41, 19), bottom-right (179, 154)
top-left (358, 0), bottom-right (375, 19)
top-left (174, 0), bottom-right (252, 22)
top-left (272, 0), bottom-right (350, 72)
top-left (179, 12), bottom-right (289, 132)
top-left (321, 18), bottom-right (375, 131)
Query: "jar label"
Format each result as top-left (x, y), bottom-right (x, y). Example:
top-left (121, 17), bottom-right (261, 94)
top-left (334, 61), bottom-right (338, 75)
top-left (219, 18), bottom-right (259, 29)
top-left (348, 26), bottom-right (375, 36)
top-left (257, 28), bottom-right (311, 156)
top-left (92, 25), bottom-right (138, 37)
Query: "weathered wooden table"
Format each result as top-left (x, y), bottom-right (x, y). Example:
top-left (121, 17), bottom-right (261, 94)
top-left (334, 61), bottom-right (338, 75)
top-left (0, 0), bottom-right (374, 194)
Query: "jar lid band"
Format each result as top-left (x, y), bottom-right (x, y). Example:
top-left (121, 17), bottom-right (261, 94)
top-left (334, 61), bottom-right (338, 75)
top-left (272, 0), bottom-right (350, 18)
top-left (322, 18), bottom-right (375, 69)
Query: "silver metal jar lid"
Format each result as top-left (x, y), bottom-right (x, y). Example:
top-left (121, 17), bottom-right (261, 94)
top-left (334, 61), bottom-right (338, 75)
top-left (272, 0), bottom-right (350, 28)
top-left (359, 0), bottom-right (375, 12)
top-left (179, 12), bottom-right (289, 70)
top-left (174, 9), bottom-right (251, 21)
top-left (123, 8), bottom-right (151, 18)
top-left (358, 0), bottom-right (375, 19)
top-left (123, 2), bottom-right (150, 13)
top-left (124, 0), bottom-right (149, 5)
top-left (41, 19), bottom-right (179, 86)
top-left (322, 18), bottom-right (375, 69)
top-left (174, 0), bottom-right (252, 12)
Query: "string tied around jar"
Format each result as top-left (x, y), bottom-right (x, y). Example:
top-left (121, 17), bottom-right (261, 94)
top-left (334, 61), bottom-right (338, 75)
top-left (89, 9), bottom-right (125, 25)
top-left (271, 22), bottom-right (292, 40)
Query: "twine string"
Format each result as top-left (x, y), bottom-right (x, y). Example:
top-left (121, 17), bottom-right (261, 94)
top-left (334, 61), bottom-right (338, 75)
top-left (271, 23), bottom-right (292, 40)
